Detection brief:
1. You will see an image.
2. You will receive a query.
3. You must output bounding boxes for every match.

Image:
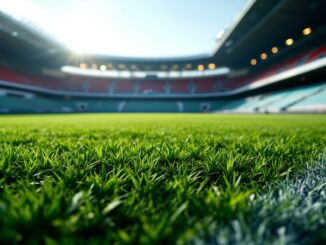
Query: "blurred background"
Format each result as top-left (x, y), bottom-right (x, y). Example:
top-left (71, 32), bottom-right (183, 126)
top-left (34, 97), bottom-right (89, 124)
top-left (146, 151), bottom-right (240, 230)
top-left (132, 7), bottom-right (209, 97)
top-left (0, 0), bottom-right (325, 113)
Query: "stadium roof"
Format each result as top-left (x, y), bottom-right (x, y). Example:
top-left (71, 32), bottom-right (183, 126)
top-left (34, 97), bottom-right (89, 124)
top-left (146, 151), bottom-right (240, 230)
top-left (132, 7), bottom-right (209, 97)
top-left (211, 0), bottom-right (326, 67)
top-left (0, 0), bottom-right (325, 72)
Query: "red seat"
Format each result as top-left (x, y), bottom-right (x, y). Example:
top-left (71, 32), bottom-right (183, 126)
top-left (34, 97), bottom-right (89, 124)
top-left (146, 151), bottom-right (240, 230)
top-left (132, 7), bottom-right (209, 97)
top-left (115, 79), bottom-right (134, 93)
top-left (0, 44), bottom-right (325, 94)
top-left (139, 80), bottom-right (165, 93)
top-left (194, 78), bottom-right (218, 93)
top-left (170, 79), bottom-right (189, 93)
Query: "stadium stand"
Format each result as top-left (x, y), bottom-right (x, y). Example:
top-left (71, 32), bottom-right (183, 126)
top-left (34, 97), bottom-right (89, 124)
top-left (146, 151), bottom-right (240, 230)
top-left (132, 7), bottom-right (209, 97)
top-left (221, 83), bottom-right (326, 113)
top-left (0, 0), bottom-right (325, 114)
top-left (0, 44), bottom-right (325, 98)
top-left (287, 85), bottom-right (326, 112)
top-left (139, 80), bottom-right (166, 94)
top-left (224, 45), bottom-right (326, 90)
top-left (1, 82), bottom-right (324, 113)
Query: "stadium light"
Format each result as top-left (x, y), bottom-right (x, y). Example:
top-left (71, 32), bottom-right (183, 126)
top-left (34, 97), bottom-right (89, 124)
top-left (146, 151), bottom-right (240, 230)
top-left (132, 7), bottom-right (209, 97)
top-left (91, 64), bottom-right (97, 70)
top-left (208, 63), bottom-right (216, 70)
top-left (302, 27), bottom-right (312, 36)
top-left (118, 64), bottom-right (126, 69)
top-left (285, 38), bottom-right (294, 46)
top-left (185, 64), bottom-right (192, 69)
top-left (62, 65), bottom-right (230, 78)
top-left (144, 65), bottom-right (152, 70)
top-left (130, 64), bottom-right (138, 70)
top-left (79, 63), bottom-right (87, 69)
top-left (197, 64), bottom-right (204, 71)
top-left (271, 47), bottom-right (278, 54)
top-left (100, 65), bottom-right (107, 71)
top-left (172, 64), bottom-right (179, 70)
top-left (160, 65), bottom-right (168, 70)
top-left (250, 59), bottom-right (257, 66)
top-left (260, 53), bottom-right (267, 60)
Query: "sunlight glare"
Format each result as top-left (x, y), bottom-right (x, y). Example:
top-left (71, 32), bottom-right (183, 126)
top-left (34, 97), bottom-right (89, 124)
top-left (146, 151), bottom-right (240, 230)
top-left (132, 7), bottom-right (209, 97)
top-left (54, 5), bottom-right (115, 54)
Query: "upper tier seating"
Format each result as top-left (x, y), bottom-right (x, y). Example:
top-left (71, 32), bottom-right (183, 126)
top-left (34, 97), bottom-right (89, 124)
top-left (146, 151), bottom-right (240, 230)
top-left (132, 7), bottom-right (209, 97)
top-left (139, 80), bottom-right (166, 94)
top-left (224, 44), bottom-right (326, 90)
top-left (0, 45), bottom-right (325, 96)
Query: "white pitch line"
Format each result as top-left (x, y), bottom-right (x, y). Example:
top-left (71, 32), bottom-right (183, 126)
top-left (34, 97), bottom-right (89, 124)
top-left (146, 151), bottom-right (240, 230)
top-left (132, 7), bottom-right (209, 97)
top-left (195, 154), bottom-right (326, 245)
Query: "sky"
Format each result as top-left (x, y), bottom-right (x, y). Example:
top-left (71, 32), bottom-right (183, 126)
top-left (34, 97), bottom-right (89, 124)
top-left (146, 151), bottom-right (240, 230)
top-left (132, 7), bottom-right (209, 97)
top-left (0, 0), bottom-right (249, 58)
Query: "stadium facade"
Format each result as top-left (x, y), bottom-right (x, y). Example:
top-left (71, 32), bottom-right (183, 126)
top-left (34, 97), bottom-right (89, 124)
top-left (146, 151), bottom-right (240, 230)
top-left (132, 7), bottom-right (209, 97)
top-left (0, 0), bottom-right (325, 113)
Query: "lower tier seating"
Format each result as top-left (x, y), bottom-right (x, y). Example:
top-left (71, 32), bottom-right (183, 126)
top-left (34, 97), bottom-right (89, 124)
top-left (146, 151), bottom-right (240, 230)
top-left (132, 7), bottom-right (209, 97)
top-left (222, 82), bottom-right (326, 113)
top-left (1, 82), bottom-right (324, 113)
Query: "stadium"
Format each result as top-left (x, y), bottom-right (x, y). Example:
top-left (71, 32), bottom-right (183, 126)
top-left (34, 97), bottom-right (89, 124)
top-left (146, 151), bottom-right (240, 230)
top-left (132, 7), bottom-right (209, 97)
top-left (0, 0), bottom-right (325, 244)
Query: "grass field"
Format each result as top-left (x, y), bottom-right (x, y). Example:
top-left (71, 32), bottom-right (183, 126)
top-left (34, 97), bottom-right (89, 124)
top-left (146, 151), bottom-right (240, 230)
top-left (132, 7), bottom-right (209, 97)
top-left (0, 114), bottom-right (325, 244)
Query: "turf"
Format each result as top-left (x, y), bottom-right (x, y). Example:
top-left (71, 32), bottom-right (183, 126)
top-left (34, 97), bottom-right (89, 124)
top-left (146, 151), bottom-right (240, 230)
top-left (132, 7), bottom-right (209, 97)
top-left (0, 114), bottom-right (325, 244)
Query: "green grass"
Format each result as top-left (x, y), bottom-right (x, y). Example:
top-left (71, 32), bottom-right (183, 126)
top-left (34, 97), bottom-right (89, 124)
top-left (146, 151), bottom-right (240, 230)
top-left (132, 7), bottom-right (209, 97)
top-left (0, 114), bottom-right (325, 244)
